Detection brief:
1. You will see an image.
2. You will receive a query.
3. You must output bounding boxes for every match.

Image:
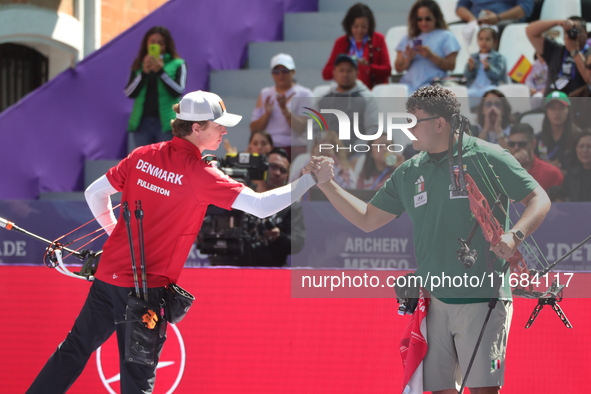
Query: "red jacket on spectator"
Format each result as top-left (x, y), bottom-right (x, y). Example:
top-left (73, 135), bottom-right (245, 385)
top-left (528, 155), bottom-right (564, 190)
top-left (322, 33), bottom-right (391, 89)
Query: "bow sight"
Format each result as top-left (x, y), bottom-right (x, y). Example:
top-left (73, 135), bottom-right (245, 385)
top-left (0, 216), bottom-right (100, 280)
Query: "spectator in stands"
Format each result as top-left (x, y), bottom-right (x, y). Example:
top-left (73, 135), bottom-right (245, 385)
top-left (465, 26), bottom-right (508, 105)
top-left (224, 130), bottom-right (274, 155)
top-left (250, 53), bottom-right (313, 159)
top-left (246, 130), bottom-right (274, 155)
top-left (125, 26), bottom-right (186, 154)
top-left (472, 89), bottom-right (514, 148)
top-left (317, 54), bottom-right (380, 148)
top-left (246, 148), bottom-right (306, 266)
top-left (568, 54), bottom-right (591, 130)
top-left (535, 91), bottom-right (579, 171)
top-left (322, 3), bottom-right (391, 89)
top-left (291, 130), bottom-right (357, 189)
top-left (563, 131), bottom-right (591, 201)
top-left (507, 123), bottom-right (563, 190)
top-left (353, 133), bottom-right (405, 190)
top-left (456, 0), bottom-right (534, 28)
top-left (526, 17), bottom-right (591, 96)
top-left (524, 52), bottom-right (548, 108)
top-left (394, 0), bottom-right (460, 94)
top-left (223, 130), bottom-right (275, 192)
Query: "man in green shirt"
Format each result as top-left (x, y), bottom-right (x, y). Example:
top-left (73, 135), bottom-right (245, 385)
top-left (312, 86), bottom-right (550, 394)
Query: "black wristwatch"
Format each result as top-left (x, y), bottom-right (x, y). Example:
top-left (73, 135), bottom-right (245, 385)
top-left (509, 229), bottom-right (525, 242)
top-left (570, 49), bottom-right (580, 58)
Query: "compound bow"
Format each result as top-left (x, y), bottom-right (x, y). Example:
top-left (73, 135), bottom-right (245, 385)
top-left (448, 114), bottom-right (591, 393)
top-left (0, 209), bottom-right (112, 281)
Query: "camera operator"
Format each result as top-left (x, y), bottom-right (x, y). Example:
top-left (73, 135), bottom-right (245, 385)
top-left (246, 148), bottom-right (305, 267)
top-left (527, 17), bottom-right (591, 96)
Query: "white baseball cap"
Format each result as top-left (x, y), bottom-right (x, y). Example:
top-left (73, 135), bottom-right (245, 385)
top-left (270, 53), bottom-right (295, 70)
top-left (176, 90), bottom-right (242, 127)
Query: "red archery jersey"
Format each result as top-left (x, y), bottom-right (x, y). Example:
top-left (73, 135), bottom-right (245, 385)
top-left (96, 137), bottom-right (244, 287)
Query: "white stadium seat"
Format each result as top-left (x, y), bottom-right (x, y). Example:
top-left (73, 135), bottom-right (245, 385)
top-left (448, 24), bottom-right (479, 75)
top-left (540, 0), bottom-right (582, 20)
top-left (372, 83), bottom-right (409, 98)
top-left (520, 113), bottom-right (545, 134)
top-left (498, 23), bottom-right (535, 80)
top-left (436, 0), bottom-right (461, 24)
top-left (496, 84), bottom-right (532, 114)
top-left (385, 26), bottom-right (408, 75)
top-left (372, 83), bottom-right (409, 113)
top-left (312, 84), bottom-right (331, 97)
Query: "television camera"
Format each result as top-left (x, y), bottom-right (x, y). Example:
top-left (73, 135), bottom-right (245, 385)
top-left (196, 152), bottom-right (278, 264)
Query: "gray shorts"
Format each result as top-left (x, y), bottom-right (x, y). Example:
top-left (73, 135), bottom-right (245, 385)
top-left (423, 296), bottom-right (513, 392)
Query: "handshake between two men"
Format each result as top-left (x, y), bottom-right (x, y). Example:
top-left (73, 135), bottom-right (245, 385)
top-left (302, 156), bottom-right (335, 184)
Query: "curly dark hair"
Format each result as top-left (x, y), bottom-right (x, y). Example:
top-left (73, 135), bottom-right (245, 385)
top-left (406, 85), bottom-right (460, 122)
top-left (408, 0), bottom-right (448, 39)
top-left (342, 3), bottom-right (376, 38)
top-left (132, 26), bottom-right (180, 71)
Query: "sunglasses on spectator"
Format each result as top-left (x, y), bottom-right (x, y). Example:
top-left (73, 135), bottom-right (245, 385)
top-left (272, 69), bottom-right (291, 75)
top-left (269, 163), bottom-right (288, 174)
top-left (507, 141), bottom-right (528, 148)
top-left (417, 16), bottom-right (433, 22)
top-left (585, 63), bottom-right (591, 70)
top-left (484, 101), bottom-right (502, 109)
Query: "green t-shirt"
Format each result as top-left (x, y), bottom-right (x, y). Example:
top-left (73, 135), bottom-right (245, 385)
top-left (370, 135), bottom-right (539, 302)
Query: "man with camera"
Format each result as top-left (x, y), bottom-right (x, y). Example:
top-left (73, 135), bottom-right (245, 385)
top-left (527, 17), bottom-right (591, 95)
top-left (26, 90), bottom-right (333, 394)
top-left (246, 148), bottom-right (305, 267)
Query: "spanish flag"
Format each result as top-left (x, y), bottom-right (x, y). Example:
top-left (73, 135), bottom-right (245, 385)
top-left (508, 55), bottom-right (532, 83)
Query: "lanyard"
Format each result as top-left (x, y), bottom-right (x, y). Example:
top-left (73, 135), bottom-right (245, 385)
top-left (559, 44), bottom-right (589, 79)
top-left (349, 36), bottom-right (368, 59)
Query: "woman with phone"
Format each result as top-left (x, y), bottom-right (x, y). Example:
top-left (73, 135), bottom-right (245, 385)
top-left (394, 0), bottom-right (460, 94)
top-left (321, 3), bottom-right (391, 89)
top-left (125, 26), bottom-right (187, 153)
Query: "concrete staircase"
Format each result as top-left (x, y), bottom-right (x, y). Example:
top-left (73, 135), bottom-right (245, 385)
top-left (45, 0), bottom-right (413, 200)
top-left (209, 0), bottom-right (414, 155)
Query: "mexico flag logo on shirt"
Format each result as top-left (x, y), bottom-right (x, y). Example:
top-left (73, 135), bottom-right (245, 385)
top-left (415, 176), bottom-right (425, 194)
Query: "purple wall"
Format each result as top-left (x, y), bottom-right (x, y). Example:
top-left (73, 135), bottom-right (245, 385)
top-left (0, 0), bottom-right (317, 199)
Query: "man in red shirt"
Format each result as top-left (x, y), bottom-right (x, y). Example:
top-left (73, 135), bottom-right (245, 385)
top-left (26, 90), bottom-right (333, 394)
top-left (507, 123), bottom-right (564, 190)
